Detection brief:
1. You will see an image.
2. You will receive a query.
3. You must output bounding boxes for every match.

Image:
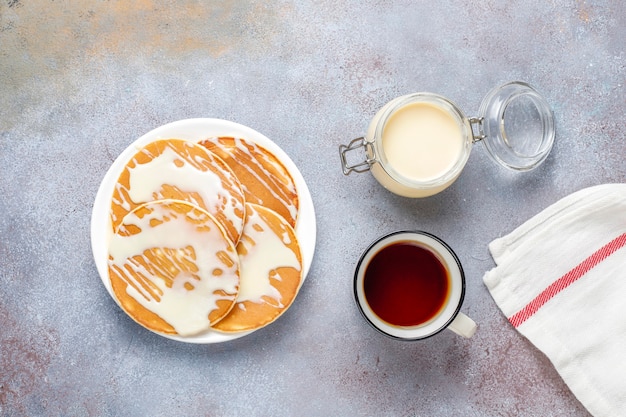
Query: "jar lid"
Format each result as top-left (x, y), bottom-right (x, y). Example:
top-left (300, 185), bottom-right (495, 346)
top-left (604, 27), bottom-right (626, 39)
top-left (478, 81), bottom-right (555, 171)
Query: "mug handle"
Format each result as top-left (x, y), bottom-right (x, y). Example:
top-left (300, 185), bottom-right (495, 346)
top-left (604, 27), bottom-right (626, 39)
top-left (447, 312), bottom-right (477, 338)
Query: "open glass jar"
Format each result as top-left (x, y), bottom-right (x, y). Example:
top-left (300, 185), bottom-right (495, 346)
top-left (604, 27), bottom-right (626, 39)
top-left (339, 81), bottom-right (555, 198)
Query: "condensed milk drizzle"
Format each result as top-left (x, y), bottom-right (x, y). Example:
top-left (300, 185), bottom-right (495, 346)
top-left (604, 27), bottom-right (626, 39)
top-left (234, 137), bottom-right (298, 220)
top-left (236, 204), bottom-right (301, 307)
top-left (110, 139), bottom-right (245, 244)
top-left (108, 201), bottom-right (240, 336)
top-left (201, 137), bottom-right (299, 226)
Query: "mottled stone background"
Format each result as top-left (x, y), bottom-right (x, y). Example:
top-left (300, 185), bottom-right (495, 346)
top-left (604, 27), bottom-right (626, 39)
top-left (0, 1), bottom-right (624, 416)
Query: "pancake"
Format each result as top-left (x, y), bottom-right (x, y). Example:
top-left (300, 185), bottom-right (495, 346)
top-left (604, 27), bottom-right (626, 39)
top-left (108, 199), bottom-right (240, 336)
top-left (110, 138), bottom-right (245, 244)
top-left (213, 203), bottom-right (303, 333)
top-left (198, 136), bottom-right (299, 228)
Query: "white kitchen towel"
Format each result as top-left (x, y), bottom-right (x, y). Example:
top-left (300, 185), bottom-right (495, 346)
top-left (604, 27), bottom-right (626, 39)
top-left (483, 183), bottom-right (626, 417)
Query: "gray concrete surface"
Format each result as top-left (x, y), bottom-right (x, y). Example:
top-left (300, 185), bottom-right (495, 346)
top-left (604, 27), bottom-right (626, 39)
top-left (1, 1), bottom-right (624, 416)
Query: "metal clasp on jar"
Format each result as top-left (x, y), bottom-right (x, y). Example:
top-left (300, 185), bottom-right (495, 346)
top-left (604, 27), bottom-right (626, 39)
top-left (339, 137), bottom-right (376, 175)
top-left (469, 117), bottom-right (486, 143)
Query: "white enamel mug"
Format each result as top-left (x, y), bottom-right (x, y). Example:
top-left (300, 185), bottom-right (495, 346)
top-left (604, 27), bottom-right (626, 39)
top-left (354, 231), bottom-right (477, 340)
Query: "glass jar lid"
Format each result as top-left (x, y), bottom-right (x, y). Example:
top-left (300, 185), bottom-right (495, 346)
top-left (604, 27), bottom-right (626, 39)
top-left (477, 81), bottom-right (555, 171)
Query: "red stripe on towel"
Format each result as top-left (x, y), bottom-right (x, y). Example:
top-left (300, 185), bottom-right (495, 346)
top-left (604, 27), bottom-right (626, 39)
top-left (508, 232), bottom-right (626, 328)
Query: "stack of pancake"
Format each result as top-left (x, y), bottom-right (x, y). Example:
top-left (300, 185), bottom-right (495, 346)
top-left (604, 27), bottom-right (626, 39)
top-left (106, 137), bottom-right (303, 338)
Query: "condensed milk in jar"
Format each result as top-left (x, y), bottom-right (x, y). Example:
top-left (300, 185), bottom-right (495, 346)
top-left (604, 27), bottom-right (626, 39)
top-left (339, 81), bottom-right (555, 197)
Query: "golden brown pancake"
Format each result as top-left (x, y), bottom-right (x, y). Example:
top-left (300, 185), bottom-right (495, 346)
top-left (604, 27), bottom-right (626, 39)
top-left (110, 138), bottom-right (245, 244)
top-left (108, 200), bottom-right (240, 336)
top-left (198, 136), bottom-right (299, 228)
top-left (213, 203), bottom-right (303, 333)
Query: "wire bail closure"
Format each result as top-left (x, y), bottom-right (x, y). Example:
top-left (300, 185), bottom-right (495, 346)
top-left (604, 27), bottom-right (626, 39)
top-left (339, 137), bottom-right (375, 175)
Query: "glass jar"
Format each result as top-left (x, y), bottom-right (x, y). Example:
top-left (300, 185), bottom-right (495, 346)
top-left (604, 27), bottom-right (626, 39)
top-left (339, 81), bottom-right (555, 198)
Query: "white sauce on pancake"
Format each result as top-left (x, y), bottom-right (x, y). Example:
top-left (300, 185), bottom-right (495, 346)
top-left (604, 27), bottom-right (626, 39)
top-left (112, 140), bottom-right (243, 242)
top-left (203, 137), bottom-right (298, 225)
top-left (236, 204), bottom-right (301, 307)
top-left (233, 137), bottom-right (298, 222)
top-left (108, 201), bottom-right (239, 336)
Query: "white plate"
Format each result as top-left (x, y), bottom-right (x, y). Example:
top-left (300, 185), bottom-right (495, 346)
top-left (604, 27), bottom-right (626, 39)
top-left (90, 118), bottom-right (316, 343)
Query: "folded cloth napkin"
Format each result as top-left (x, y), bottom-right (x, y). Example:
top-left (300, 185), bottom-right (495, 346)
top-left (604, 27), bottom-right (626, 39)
top-left (483, 183), bottom-right (626, 417)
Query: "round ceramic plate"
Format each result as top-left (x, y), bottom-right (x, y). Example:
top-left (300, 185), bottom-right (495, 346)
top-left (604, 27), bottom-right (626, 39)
top-left (90, 118), bottom-right (316, 343)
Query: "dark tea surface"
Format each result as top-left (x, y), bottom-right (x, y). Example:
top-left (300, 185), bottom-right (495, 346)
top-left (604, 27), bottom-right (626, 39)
top-left (363, 242), bottom-right (449, 327)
